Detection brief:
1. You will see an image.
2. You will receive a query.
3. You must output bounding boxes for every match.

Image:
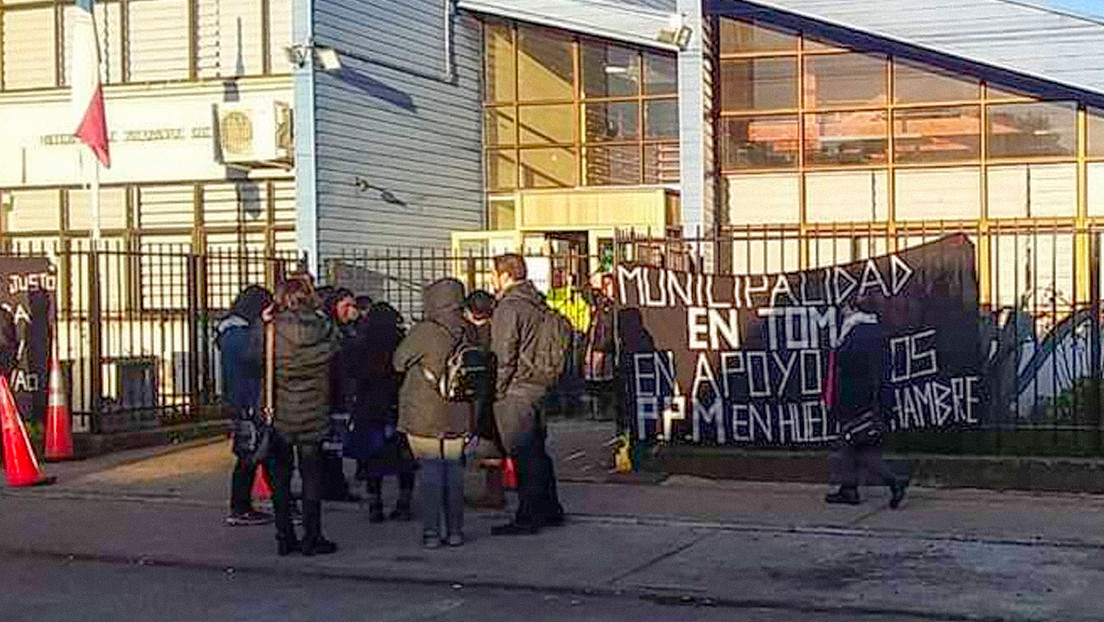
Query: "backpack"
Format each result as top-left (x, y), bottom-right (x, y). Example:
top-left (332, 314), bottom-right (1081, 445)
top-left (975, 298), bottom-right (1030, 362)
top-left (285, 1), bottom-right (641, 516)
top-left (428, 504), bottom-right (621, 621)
top-left (423, 326), bottom-right (488, 403)
top-left (526, 301), bottom-right (574, 388)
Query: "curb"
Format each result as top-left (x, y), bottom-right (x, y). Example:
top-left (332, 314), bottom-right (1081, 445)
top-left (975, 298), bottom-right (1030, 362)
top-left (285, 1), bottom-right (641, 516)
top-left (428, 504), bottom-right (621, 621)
top-left (0, 546), bottom-right (1023, 622)
top-left (6, 486), bottom-right (1104, 552)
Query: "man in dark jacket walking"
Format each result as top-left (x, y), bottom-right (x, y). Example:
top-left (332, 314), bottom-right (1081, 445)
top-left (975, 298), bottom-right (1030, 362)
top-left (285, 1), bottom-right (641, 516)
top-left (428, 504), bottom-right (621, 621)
top-left (216, 286), bottom-right (273, 527)
top-left (489, 254), bottom-right (564, 536)
top-left (269, 274), bottom-right (341, 556)
top-left (826, 294), bottom-right (908, 508)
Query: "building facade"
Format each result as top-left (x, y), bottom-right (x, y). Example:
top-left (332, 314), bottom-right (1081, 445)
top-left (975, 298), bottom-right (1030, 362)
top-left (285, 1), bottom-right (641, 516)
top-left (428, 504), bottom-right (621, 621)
top-left (4, 0), bottom-right (1104, 292)
top-left (0, 0), bottom-right (298, 257)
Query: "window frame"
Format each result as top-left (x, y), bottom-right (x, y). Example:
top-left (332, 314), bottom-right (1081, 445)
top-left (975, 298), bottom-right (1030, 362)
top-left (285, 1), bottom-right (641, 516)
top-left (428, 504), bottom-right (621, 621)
top-left (480, 20), bottom-right (680, 193)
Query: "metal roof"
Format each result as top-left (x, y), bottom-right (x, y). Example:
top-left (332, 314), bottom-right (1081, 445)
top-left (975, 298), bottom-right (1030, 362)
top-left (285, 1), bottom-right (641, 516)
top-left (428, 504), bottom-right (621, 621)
top-left (727, 0), bottom-right (1104, 97)
top-left (456, 0), bottom-right (680, 51)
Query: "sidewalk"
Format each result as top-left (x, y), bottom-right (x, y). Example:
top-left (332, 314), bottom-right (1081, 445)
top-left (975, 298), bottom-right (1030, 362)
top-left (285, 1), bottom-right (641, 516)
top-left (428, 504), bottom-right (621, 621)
top-left (4, 437), bottom-right (1104, 621)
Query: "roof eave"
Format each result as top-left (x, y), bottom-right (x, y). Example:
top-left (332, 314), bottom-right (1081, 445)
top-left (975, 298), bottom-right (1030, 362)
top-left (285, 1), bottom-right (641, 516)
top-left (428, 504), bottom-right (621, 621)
top-left (457, 0), bottom-right (683, 52)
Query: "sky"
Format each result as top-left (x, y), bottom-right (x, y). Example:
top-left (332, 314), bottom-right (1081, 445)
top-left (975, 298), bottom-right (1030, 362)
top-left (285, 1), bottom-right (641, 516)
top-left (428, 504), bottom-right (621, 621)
top-left (1036, 0), bottom-right (1104, 18)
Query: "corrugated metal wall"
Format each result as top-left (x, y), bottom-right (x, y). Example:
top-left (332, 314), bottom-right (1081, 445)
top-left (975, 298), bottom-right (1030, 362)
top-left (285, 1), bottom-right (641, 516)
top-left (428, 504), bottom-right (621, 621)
top-left (310, 0), bottom-right (484, 258)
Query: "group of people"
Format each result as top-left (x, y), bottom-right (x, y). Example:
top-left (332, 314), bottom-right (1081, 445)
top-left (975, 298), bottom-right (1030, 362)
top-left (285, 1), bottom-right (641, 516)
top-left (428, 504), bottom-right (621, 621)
top-left (216, 253), bottom-right (569, 555)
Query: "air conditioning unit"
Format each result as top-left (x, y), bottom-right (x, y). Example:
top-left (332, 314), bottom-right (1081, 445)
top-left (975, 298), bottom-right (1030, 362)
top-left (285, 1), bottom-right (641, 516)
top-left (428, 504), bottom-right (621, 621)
top-left (217, 102), bottom-right (293, 168)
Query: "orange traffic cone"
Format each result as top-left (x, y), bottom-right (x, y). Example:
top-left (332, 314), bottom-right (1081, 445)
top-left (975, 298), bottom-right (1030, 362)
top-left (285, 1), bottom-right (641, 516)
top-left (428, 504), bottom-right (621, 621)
top-left (0, 376), bottom-right (55, 487)
top-left (251, 463), bottom-right (272, 501)
top-left (44, 355), bottom-right (73, 461)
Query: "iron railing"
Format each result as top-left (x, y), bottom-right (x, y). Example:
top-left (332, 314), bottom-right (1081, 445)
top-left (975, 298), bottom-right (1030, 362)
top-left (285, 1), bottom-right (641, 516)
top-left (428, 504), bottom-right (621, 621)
top-left (4, 240), bottom-right (298, 434)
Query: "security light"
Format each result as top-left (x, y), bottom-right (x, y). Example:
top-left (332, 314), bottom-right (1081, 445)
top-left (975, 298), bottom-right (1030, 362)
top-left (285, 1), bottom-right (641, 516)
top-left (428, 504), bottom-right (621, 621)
top-left (659, 12), bottom-right (693, 50)
top-left (315, 47), bottom-right (343, 72)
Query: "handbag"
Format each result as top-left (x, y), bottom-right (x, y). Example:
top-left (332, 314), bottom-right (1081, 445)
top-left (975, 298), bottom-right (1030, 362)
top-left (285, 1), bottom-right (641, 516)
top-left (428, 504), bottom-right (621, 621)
top-left (247, 321), bottom-right (277, 462)
top-left (840, 409), bottom-right (884, 447)
top-left (232, 409), bottom-right (270, 461)
top-left (825, 349), bottom-right (884, 447)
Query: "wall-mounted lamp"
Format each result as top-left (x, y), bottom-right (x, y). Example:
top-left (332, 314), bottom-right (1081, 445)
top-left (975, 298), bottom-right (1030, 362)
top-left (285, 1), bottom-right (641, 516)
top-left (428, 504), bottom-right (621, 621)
top-left (285, 44), bottom-right (344, 73)
top-left (315, 47), bottom-right (342, 72)
top-left (658, 13), bottom-right (693, 50)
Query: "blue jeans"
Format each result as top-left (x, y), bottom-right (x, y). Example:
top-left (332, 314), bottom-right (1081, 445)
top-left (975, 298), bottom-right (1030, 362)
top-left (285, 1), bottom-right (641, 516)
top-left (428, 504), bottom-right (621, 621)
top-left (420, 458), bottom-right (465, 538)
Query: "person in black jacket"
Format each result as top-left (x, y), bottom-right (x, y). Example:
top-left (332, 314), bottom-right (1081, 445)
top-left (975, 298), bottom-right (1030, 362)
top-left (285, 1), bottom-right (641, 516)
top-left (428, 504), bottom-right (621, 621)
top-left (826, 294), bottom-right (909, 508)
top-left (216, 286), bottom-right (274, 527)
top-left (319, 287), bottom-right (360, 504)
top-left (465, 290), bottom-right (505, 509)
top-left (354, 301), bottom-right (416, 523)
top-left (270, 274), bottom-right (341, 556)
top-left (584, 273), bottom-right (616, 420)
top-left (488, 254), bottom-right (564, 536)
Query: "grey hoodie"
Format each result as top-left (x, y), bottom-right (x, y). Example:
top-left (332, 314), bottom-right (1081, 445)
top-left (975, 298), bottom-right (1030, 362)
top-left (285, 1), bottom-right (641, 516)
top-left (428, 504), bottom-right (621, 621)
top-left (394, 279), bottom-right (472, 439)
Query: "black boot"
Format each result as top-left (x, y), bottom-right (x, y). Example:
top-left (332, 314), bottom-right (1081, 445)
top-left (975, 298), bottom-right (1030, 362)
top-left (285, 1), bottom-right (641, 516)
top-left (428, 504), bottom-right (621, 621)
top-left (301, 537), bottom-right (338, 556)
top-left (277, 536), bottom-right (301, 556)
top-left (390, 474), bottom-right (414, 521)
top-left (368, 499), bottom-right (385, 523)
top-left (366, 476), bottom-right (385, 523)
top-left (390, 491), bottom-right (413, 521)
top-left (889, 479), bottom-right (909, 509)
top-left (825, 486), bottom-right (861, 505)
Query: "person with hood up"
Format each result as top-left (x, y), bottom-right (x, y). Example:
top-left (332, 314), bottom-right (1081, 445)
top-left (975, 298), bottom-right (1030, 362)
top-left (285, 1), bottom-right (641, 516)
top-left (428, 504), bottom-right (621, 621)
top-left (216, 285), bottom-right (274, 527)
top-left (394, 278), bottom-right (473, 549)
top-left (269, 273), bottom-right (341, 556)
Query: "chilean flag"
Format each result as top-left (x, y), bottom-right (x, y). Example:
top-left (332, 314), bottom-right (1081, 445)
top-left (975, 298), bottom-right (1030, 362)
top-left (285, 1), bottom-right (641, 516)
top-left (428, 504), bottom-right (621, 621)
top-left (70, 0), bottom-right (110, 168)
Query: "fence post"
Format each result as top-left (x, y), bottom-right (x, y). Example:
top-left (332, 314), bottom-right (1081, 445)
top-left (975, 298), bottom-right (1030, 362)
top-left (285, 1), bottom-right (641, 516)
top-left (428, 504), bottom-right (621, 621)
top-left (465, 256), bottom-right (476, 292)
top-left (87, 249), bottom-right (103, 434)
top-left (186, 253), bottom-right (201, 419)
top-left (195, 250), bottom-right (211, 410)
top-left (1092, 233), bottom-right (1102, 454)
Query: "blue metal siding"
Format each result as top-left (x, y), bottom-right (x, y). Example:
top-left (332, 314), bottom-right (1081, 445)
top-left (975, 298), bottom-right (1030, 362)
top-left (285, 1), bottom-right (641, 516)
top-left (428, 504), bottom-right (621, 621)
top-left (311, 0), bottom-right (483, 257)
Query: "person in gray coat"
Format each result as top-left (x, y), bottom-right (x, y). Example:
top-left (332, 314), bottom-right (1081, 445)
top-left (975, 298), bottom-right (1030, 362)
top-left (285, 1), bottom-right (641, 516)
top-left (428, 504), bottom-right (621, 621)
top-left (269, 273), bottom-right (341, 556)
top-left (395, 278), bottom-right (473, 549)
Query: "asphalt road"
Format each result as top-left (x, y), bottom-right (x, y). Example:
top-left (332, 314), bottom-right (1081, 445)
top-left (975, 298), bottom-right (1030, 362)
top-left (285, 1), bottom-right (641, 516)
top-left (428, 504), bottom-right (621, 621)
top-left (0, 554), bottom-right (952, 622)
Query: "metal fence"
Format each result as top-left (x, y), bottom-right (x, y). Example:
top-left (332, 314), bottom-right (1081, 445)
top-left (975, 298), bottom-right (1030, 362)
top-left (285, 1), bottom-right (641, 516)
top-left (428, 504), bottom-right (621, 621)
top-left (5, 240), bottom-right (299, 434)
top-left (9, 221), bottom-right (1104, 456)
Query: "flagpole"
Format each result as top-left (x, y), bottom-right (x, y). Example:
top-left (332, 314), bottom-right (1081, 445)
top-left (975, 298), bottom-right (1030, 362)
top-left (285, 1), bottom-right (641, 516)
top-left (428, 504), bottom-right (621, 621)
top-left (91, 154), bottom-right (101, 245)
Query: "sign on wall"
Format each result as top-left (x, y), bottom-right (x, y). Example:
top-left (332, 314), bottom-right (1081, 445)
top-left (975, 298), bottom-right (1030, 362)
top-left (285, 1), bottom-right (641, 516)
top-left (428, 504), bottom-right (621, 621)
top-left (0, 87), bottom-right (290, 187)
top-left (619, 235), bottom-right (981, 446)
top-left (0, 258), bottom-right (56, 423)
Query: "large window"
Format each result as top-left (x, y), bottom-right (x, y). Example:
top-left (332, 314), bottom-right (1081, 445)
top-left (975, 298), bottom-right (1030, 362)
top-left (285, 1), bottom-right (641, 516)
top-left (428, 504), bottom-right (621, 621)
top-left (717, 16), bottom-right (1088, 229)
top-left (482, 19), bottom-right (679, 196)
top-left (0, 0), bottom-right (292, 91)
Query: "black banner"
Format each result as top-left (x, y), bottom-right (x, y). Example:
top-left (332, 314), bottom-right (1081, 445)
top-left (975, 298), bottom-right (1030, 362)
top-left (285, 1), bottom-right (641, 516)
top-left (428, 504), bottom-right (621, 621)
top-left (0, 257), bottom-right (56, 422)
top-left (618, 235), bottom-right (980, 446)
